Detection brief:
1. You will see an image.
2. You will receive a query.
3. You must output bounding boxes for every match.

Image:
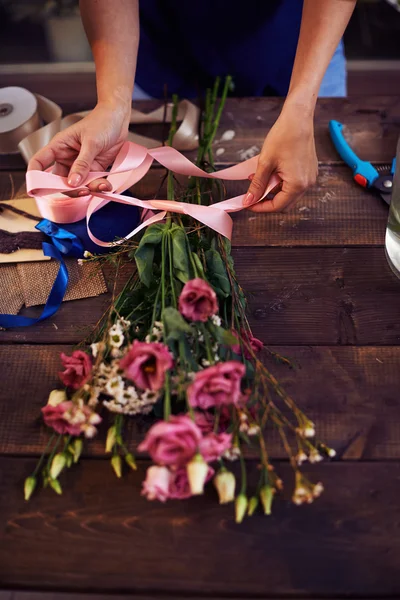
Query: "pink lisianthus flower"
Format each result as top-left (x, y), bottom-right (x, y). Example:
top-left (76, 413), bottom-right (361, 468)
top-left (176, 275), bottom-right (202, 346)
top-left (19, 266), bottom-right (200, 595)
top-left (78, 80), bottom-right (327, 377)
top-left (138, 414), bottom-right (202, 467)
top-left (59, 350), bottom-right (92, 390)
top-left (141, 466), bottom-right (172, 502)
top-left (194, 407), bottom-right (231, 434)
top-left (188, 361), bottom-right (245, 410)
top-left (42, 400), bottom-right (101, 438)
top-left (120, 340), bottom-right (173, 391)
top-left (169, 465), bottom-right (214, 500)
top-left (199, 432), bottom-right (232, 463)
top-left (178, 278), bottom-right (218, 322)
top-left (232, 329), bottom-right (264, 359)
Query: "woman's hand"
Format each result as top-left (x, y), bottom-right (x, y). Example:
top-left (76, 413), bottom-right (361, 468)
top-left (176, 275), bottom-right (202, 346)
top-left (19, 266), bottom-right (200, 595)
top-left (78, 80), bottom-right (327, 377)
top-left (27, 100), bottom-right (131, 194)
top-left (243, 101), bottom-right (318, 212)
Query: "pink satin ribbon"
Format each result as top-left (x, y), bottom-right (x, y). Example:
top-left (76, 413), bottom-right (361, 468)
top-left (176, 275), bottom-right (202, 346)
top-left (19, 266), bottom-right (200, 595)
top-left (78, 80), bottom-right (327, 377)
top-left (26, 141), bottom-right (280, 245)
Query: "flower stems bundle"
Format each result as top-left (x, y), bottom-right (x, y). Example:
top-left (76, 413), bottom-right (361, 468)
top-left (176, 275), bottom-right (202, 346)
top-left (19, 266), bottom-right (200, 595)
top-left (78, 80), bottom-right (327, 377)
top-left (25, 77), bottom-right (335, 520)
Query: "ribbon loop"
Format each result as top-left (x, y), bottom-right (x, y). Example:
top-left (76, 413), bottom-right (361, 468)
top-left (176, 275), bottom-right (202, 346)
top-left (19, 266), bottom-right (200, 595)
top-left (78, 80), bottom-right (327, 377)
top-left (27, 141), bottom-right (281, 246)
top-left (0, 224), bottom-right (84, 329)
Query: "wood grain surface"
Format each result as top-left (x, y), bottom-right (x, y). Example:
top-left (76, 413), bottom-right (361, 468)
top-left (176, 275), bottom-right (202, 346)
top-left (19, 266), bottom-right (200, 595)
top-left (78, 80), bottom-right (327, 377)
top-left (0, 459), bottom-right (399, 597)
top-left (1, 96), bottom-right (400, 599)
top-left (0, 345), bottom-right (398, 459)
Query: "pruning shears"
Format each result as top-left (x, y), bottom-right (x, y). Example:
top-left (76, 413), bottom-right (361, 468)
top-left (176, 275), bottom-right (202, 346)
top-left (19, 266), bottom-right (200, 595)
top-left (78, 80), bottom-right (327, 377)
top-left (329, 120), bottom-right (396, 206)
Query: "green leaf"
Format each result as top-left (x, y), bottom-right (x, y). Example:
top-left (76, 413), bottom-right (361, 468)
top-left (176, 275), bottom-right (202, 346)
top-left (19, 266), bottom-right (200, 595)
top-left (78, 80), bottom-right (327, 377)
top-left (134, 224), bottom-right (165, 287)
top-left (192, 252), bottom-right (206, 278)
top-left (213, 326), bottom-right (238, 346)
top-left (171, 226), bottom-right (190, 284)
top-left (163, 307), bottom-right (192, 341)
top-left (205, 249), bottom-right (231, 297)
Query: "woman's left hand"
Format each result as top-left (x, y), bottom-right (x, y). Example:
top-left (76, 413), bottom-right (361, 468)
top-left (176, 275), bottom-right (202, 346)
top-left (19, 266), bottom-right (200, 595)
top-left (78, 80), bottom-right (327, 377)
top-left (243, 101), bottom-right (318, 213)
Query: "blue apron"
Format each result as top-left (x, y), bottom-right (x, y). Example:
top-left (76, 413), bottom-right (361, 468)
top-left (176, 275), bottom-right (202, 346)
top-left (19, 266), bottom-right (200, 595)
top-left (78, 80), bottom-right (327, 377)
top-left (136, 0), bottom-right (304, 98)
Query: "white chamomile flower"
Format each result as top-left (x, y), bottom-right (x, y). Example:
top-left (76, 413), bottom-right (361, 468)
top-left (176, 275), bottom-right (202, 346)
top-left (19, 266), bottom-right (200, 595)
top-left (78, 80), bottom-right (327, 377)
top-left (211, 315), bottom-right (221, 327)
top-left (105, 375), bottom-right (124, 397)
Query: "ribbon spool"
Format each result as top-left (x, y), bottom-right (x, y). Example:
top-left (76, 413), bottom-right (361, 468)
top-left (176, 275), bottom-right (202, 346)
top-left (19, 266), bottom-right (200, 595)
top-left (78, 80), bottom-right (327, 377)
top-left (0, 86), bottom-right (200, 165)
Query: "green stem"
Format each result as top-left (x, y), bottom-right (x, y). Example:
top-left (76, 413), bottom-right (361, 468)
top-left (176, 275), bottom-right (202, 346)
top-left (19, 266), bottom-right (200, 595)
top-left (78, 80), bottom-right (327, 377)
top-left (168, 232), bottom-right (177, 308)
top-left (239, 451), bottom-right (247, 495)
top-left (164, 372), bottom-right (171, 420)
top-left (32, 433), bottom-right (56, 477)
top-left (203, 75), bottom-right (232, 159)
top-left (44, 434), bottom-right (63, 475)
top-left (161, 233), bottom-right (167, 314)
top-left (167, 94), bottom-right (179, 200)
top-left (151, 279), bottom-right (162, 328)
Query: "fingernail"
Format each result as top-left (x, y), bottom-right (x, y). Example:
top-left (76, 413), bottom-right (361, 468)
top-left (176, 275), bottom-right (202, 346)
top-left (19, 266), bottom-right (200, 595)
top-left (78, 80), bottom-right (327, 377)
top-left (99, 183), bottom-right (110, 191)
top-left (78, 190), bottom-right (88, 197)
top-left (243, 192), bottom-right (254, 207)
top-left (68, 173), bottom-right (82, 187)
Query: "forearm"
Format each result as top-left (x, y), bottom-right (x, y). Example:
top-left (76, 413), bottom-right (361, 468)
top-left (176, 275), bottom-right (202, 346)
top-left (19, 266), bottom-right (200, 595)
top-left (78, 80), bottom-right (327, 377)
top-left (285, 0), bottom-right (356, 112)
top-left (79, 0), bottom-right (139, 112)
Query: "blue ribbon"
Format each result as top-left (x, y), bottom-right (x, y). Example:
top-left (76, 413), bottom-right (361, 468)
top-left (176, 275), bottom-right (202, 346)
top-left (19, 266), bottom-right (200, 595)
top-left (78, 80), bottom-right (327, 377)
top-left (0, 220), bottom-right (84, 329)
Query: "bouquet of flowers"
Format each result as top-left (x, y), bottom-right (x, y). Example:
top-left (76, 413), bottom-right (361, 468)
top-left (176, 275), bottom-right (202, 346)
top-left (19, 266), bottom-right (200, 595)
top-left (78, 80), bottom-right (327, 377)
top-left (25, 77), bottom-right (335, 521)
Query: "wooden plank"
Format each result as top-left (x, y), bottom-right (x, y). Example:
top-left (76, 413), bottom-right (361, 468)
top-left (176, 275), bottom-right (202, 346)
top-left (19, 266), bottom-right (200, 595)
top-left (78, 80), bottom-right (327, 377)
top-left (0, 96), bottom-right (398, 171)
top-left (1, 248), bottom-right (399, 345)
top-left (1, 458), bottom-right (400, 596)
top-left (0, 345), bottom-right (399, 459)
top-left (1, 165), bottom-right (390, 247)
top-left (0, 594), bottom-right (388, 600)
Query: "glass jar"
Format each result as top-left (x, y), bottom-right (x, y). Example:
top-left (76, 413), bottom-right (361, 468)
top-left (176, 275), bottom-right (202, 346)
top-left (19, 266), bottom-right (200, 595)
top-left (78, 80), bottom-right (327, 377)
top-left (385, 138), bottom-right (400, 279)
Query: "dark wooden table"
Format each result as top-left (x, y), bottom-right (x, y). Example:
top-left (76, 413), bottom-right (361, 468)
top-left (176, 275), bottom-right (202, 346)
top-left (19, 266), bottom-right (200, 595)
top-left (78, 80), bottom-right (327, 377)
top-left (1, 96), bottom-right (400, 599)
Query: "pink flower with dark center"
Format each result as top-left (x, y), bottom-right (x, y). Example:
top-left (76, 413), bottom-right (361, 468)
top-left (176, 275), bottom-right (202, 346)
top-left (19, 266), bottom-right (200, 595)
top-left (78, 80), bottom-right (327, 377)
top-left (199, 432), bottom-right (232, 463)
top-left (141, 466), bottom-right (172, 502)
top-left (169, 466), bottom-right (214, 500)
top-left (120, 340), bottom-right (173, 391)
top-left (59, 350), bottom-right (92, 390)
top-left (194, 407), bottom-right (231, 434)
top-left (138, 414), bottom-right (202, 466)
top-left (178, 278), bottom-right (218, 322)
top-left (232, 329), bottom-right (264, 359)
top-left (188, 361), bottom-right (245, 410)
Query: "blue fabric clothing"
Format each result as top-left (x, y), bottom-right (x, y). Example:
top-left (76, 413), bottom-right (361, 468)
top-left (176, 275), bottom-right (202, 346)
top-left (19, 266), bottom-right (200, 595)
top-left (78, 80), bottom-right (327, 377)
top-left (135, 0), bottom-right (347, 99)
top-left (319, 39), bottom-right (347, 97)
top-left (62, 191), bottom-right (140, 255)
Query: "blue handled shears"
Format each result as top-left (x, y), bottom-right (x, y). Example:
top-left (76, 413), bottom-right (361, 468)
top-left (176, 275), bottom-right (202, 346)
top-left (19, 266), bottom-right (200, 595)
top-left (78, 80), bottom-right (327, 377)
top-left (329, 120), bottom-right (396, 206)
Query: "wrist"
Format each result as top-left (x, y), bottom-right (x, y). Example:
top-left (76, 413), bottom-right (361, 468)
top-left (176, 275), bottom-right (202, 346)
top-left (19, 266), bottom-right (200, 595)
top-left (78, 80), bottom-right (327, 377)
top-left (284, 87), bottom-right (317, 119)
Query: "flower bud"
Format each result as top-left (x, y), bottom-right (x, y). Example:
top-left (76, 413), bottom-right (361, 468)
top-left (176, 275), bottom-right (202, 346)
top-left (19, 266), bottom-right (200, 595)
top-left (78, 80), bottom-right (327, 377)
top-left (50, 453), bottom-right (67, 480)
top-left (105, 426), bottom-right (117, 453)
top-left (24, 475), bottom-right (37, 501)
top-left (235, 493), bottom-right (248, 524)
top-left (125, 453), bottom-right (137, 471)
top-left (187, 453), bottom-right (209, 495)
top-left (213, 469), bottom-right (235, 504)
top-left (111, 455), bottom-right (122, 478)
top-left (260, 485), bottom-right (274, 515)
top-left (247, 495), bottom-right (259, 516)
top-left (47, 389), bottom-right (67, 407)
top-left (49, 478), bottom-right (62, 495)
top-left (72, 438), bottom-right (83, 463)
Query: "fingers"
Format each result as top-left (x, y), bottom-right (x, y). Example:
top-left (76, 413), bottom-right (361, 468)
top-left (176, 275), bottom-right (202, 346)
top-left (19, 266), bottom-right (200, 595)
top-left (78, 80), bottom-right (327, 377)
top-left (67, 140), bottom-right (100, 187)
top-left (248, 176), bottom-right (307, 212)
top-left (52, 162), bottom-right (69, 177)
top-left (87, 178), bottom-right (112, 193)
top-left (243, 158), bottom-right (273, 207)
top-left (27, 144), bottom-right (57, 172)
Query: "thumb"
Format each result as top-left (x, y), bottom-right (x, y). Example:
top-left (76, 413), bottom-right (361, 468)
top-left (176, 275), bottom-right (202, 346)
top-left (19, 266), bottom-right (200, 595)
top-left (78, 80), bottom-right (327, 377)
top-left (67, 141), bottom-right (98, 187)
top-left (243, 159), bottom-right (273, 207)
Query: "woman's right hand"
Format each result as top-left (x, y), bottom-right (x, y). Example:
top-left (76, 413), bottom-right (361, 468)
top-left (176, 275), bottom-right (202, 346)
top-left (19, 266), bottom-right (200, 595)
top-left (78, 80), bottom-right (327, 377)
top-left (27, 99), bottom-right (131, 195)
